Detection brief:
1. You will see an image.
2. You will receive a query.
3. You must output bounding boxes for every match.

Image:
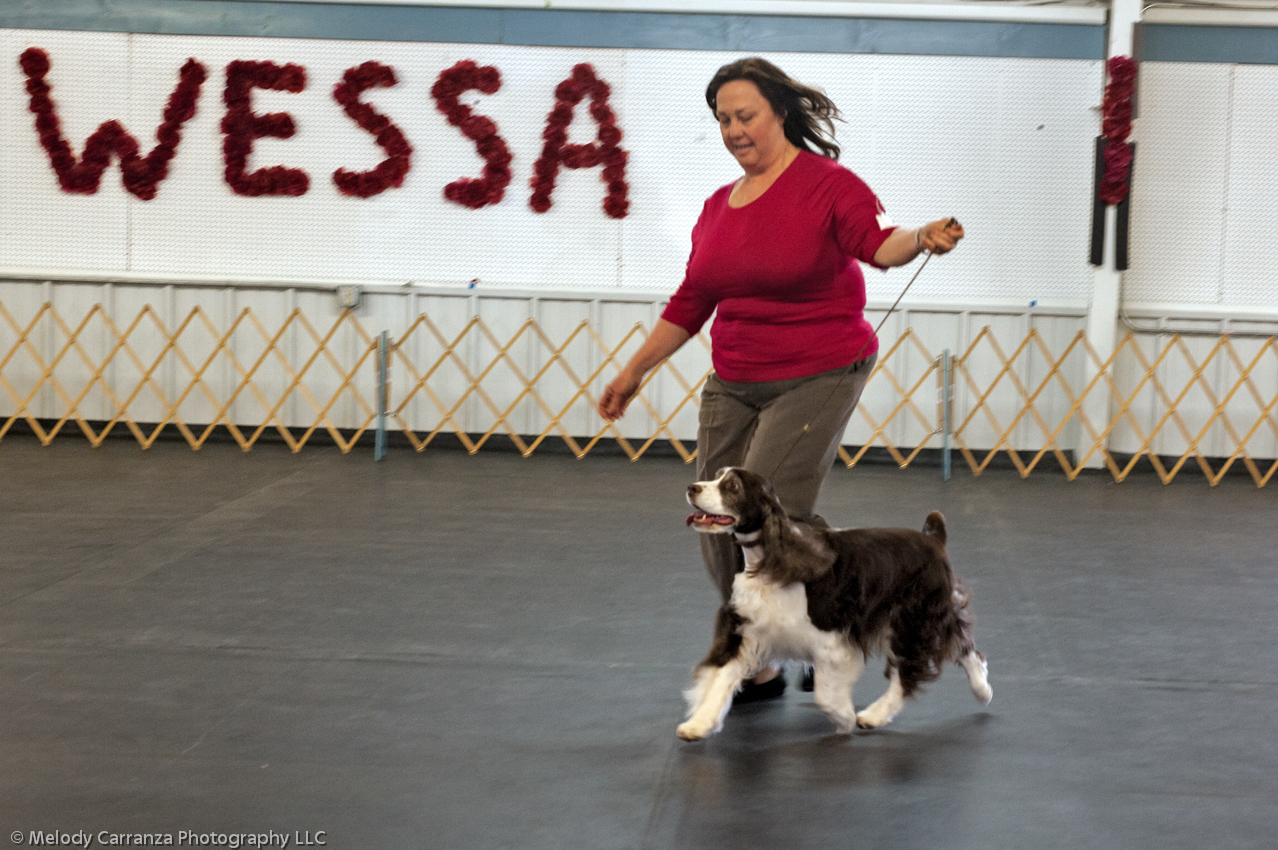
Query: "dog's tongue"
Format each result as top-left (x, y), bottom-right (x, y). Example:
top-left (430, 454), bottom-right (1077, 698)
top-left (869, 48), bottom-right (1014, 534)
top-left (687, 511), bottom-right (734, 527)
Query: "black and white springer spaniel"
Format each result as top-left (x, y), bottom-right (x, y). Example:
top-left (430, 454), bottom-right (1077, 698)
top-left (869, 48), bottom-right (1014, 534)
top-left (680, 467), bottom-right (992, 741)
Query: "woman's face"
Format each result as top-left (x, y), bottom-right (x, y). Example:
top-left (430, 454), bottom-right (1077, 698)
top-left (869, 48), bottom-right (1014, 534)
top-left (715, 79), bottom-right (788, 174)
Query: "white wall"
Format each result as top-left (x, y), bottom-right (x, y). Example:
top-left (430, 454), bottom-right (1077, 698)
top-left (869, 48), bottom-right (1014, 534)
top-left (2, 28), bottom-right (1275, 465)
top-left (0, 29), bottom-right (1101, 306)
top-left (1128, 61), bottom-right (1278, 311)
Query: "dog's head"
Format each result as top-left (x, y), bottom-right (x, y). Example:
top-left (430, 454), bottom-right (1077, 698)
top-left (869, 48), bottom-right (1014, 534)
top-left (686, 467), bottom-right (782, 535)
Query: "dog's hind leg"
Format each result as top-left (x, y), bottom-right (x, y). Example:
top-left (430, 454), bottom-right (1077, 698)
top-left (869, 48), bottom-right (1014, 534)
top-left (855, 666), bottom-right (905, 730)
top-left (811, 641), bottom-right (864, 734)
top-left (677, 658), bottom-right (748, 741)
top-left (950, 579), bottom-right (992, 705)
top-left (959, 650), bottom-right (993, 705)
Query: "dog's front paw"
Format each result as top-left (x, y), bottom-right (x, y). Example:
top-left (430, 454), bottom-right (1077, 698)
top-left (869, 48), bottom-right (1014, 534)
top-left (854, 707), bottom-right (896, 730)
top-left (676, 720), bottom-right (714, 741)
top-left (817, 704), bottom-right (858, 735)
top-left (973, 682), bottom-right (993, 705)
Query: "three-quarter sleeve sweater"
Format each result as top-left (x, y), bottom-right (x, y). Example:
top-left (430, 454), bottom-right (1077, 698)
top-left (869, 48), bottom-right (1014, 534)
top-left (661, 150), bottom-right (897, 383)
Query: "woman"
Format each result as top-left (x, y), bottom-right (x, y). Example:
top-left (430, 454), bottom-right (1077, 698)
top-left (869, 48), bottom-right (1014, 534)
top-left (598, 58), bottom-right (963, 700)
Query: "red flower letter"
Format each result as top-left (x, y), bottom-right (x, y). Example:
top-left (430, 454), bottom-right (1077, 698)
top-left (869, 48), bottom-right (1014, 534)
top-left (1099, 56), bottom-right (1137, 206)
top-left (222, 60), bottom-right (309, 196)
top-left (19, 47), bottom-right (207, 200)
top-left (332, 62), bottom-right (413, 198)
top-left (530, 64), bottom-right (629, 219)
top-left (431, 60), bottom-right (512, 209)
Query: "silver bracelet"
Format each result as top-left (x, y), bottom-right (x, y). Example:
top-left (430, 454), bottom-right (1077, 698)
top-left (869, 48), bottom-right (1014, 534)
top-left (914, 228), bottom-right (923, 251)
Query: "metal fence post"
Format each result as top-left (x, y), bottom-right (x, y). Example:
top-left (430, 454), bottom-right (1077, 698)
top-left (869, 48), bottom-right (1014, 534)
top-left (375, 330), bottom-right (388, 461)
top-left (941, 348), bottom-right (952, 481)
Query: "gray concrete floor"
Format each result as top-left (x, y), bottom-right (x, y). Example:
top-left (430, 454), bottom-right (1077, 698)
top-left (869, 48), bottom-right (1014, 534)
top-left (1, 437), bottom-right (1275, 849)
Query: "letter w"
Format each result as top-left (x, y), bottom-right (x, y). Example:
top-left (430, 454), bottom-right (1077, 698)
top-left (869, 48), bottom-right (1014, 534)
top-left (19, 48), bottom-right (207, 200)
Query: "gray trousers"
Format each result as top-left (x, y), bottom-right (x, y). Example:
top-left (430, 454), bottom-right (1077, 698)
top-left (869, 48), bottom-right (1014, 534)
top-left (695, 355), bottom-right (877, 601)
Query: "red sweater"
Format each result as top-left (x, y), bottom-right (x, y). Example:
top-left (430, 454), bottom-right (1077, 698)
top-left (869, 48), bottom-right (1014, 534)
top-left (661, 151), bottom-right (896, 383)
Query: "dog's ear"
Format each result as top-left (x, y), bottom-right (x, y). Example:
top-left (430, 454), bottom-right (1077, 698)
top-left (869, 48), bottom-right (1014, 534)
top-left (758, 511), bottom-right (835, 584)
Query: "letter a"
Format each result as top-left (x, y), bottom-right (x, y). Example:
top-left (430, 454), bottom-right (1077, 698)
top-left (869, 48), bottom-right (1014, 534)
top-left (529, 64), bottom-right (628, 219)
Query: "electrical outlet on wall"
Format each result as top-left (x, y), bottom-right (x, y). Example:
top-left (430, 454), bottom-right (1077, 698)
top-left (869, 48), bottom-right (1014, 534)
top-left (337, 285), bottom-right (362, 309)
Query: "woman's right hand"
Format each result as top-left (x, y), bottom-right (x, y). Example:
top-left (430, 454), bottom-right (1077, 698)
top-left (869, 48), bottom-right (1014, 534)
top-left (595, 319), bottom-right (692, 421)
top-left (598, 369), bottom-right (643, 421)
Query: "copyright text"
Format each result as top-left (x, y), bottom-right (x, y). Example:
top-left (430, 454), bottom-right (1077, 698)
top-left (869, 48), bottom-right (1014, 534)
top-left (13, 832), bottom-right (326, 848)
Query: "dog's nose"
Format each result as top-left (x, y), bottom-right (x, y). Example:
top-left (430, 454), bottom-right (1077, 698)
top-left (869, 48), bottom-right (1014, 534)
top-left (687, 484), bottom-right (701, 497)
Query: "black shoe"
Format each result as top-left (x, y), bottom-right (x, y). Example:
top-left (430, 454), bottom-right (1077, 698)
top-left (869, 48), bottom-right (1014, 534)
top-left (733, 670), bottom-right (786, 706)
top-left (801, 665), bottom-right (815, 692)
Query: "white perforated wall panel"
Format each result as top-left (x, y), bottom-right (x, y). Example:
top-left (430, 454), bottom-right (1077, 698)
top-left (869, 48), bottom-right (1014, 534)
top-left (1222, 65), bottom-right (1278, 310)
top-left (620, 49), bottom-right (744, 293)
top-left (864, 55), bottom-right (1100, 303)
top-left (0, 30), bottom-right (129, 271)
top-left (1126, 62), bottom-right (1232, 306)
top-left (125, 37), bottom-right (630, 287)
top-left (622, 51), bottom-right (1102, 303)
top-left (125, 36), bottom-right (635, 286)
top-left (0, 29), bottom-right (1101, 305)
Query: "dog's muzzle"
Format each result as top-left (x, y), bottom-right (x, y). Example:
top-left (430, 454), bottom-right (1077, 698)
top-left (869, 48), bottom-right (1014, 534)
top-left (686, 483), bottom-right (735, 531)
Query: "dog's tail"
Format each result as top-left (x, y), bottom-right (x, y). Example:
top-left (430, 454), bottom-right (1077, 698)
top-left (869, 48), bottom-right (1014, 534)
top-left (921, 510), bottom-right (977, 658)
top-left (922, 510), bottom-right (946, 545)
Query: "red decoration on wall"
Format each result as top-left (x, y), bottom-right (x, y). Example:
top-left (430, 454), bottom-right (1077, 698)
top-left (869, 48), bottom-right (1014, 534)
top-left (529, 64), bottom-right (629, 219)
top-left (1099, 56), bottom-right (1137, 206)
top-left (222, 60), bottom-right (309, 196)
top-left (332, 62), bottom-right (413, 198)
top-left (19, 49), bottom-right (632, 219)
top-left (19, 47), bottom-right (207, 200)
top-left (430, 60), bottom-right (512, 209)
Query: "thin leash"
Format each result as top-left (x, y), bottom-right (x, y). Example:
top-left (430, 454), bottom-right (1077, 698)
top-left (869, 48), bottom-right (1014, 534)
top-left (767, 240), bottom-right (944, 480)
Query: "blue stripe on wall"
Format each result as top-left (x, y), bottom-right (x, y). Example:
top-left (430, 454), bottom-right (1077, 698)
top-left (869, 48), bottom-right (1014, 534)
top-left (1140, 23), bottom-right (1278, 65)
top-left (0, 1), bottom-right (1105, 60)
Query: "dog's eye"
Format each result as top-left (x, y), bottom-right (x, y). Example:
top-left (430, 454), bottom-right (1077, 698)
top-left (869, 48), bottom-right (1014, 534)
top-left (723, 478), bottom-right (739, 494)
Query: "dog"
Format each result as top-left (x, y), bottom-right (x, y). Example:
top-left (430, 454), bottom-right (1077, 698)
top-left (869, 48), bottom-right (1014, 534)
top-left (678, 466), bottom-right (991, 741)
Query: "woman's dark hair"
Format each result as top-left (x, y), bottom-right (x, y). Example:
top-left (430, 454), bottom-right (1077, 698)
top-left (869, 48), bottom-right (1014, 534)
top-left (706, 57), bottom-right (842, 161)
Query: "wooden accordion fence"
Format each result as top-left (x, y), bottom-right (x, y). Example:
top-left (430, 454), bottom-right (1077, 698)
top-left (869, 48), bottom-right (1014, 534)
top-left (1, 300), bottom-right (1276, 487)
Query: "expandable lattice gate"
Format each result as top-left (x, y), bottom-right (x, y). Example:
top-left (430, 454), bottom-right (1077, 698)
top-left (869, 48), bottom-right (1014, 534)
top-left (2, 301), bottom-right (1275, 487)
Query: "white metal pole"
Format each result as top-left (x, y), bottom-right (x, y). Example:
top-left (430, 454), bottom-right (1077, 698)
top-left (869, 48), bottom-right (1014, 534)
top-left (1080, 0), bottom-right (1142, 469)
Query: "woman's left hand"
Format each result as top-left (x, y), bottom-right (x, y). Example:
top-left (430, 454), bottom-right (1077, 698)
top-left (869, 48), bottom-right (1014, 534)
top-left (917, 218), bottom-right (965, 254)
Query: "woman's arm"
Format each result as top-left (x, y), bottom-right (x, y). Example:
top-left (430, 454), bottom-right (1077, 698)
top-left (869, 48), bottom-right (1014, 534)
top-left (873, 218), bottom-right (965, 268)
top-left (597, 318), bottom-right (692, 421)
